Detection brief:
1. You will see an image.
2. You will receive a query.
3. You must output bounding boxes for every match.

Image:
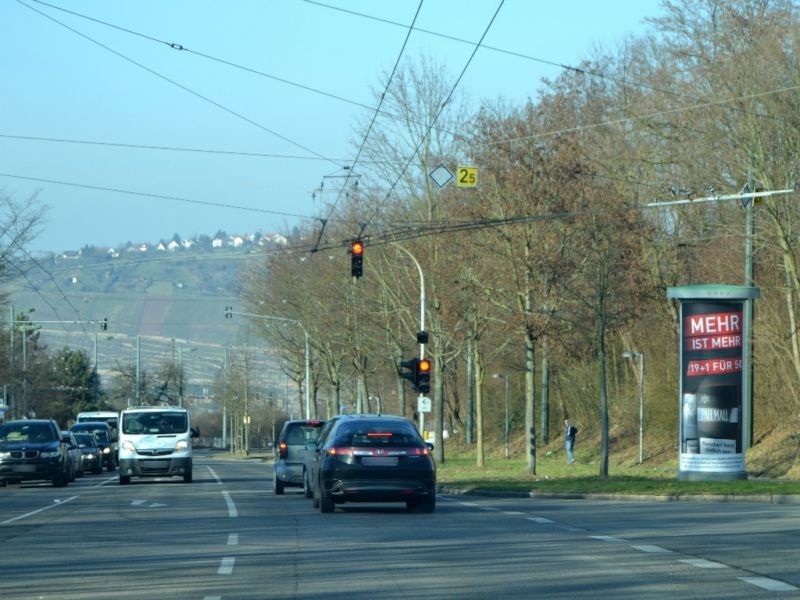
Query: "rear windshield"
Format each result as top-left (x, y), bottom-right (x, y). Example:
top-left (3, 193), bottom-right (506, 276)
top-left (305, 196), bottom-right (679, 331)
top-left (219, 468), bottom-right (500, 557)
top-left (123, 411), bottom-right (188, 435)
top-left (72, 424), bottom-right (109, 441)
top-left (333, 420), bottom-right (422, 448)
top-left (284, 423), bottom-right (324, 445)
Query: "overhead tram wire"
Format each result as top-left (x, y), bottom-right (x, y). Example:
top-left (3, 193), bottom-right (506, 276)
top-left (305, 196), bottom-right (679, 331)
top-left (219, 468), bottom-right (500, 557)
top-left (358, 0), bottom-right (506, 239)
top-left (23, 0), bottom-right (456, 143)
top-left (17, 0), bottom-right (346, 170)
top-left (314, 0), bottom-right (425, 252)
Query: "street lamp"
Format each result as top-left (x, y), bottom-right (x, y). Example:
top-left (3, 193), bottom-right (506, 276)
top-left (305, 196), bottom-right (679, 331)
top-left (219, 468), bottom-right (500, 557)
top-left (493, 373), bottom-right (510, 459)
top-left (226, 309), bottom-right (311, 419)
top-left (622, 350), bottom-right (644, 464)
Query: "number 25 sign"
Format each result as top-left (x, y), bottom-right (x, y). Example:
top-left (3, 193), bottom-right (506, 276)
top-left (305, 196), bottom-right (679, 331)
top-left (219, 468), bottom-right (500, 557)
top-left (457, 166), bottom-right (477, 187)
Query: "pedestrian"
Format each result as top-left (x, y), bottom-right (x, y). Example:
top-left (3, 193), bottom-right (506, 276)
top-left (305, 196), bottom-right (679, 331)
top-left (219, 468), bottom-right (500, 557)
top-left (564, 417), bottom-right (578, 464)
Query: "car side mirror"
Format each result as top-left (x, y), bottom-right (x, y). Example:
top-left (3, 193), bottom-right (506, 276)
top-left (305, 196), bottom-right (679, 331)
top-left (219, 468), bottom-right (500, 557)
top-left (426, 442), bottom-right (435, 451)
top-left (267, 441), bottom-right (275, 449)
top-left (190, 427), bottom-right (200, 438)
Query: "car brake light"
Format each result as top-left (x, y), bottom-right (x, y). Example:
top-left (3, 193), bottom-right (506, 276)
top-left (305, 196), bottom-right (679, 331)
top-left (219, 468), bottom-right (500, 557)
top-left (367, 432), bottom-right (392, 437)
top-left (279, 441), bottom-right (288, 459)
top-left (327, 447), bottom-right (353, 456)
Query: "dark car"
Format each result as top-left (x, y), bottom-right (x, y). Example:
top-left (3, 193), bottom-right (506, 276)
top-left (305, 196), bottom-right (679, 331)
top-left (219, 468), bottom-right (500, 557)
top-left (70, 422), bottom-right (116, 471)
top-left (308, 414), bottom-right (436, 513)
top-left (61, 430), bottom-right (84, 480)
top-left (0, 419), bottom-right (70, 487)
top-left (273, 419), bottom-right (325, 495)
top-left (73, 432), bottom-right (103, 474)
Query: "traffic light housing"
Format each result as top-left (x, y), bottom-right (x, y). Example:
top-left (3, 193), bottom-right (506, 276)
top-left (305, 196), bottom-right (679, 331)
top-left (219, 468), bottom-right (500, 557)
top-left (417, 358), bottom-right (431, 394)
top-left (399, 357), bottom-right (431, 393)
top-left (350, 240), bottom-right (364, 278)
top-left (225, 305), bottom-right (233, 319)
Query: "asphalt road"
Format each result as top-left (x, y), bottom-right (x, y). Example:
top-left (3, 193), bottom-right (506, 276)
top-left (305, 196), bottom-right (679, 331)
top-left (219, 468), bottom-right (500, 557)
top-left (0, 452), bottom-right (798, 599)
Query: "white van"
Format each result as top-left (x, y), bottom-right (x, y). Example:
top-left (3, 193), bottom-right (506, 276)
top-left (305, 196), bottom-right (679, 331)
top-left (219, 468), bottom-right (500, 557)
top-left (118, 406), bottom-right (198, 485)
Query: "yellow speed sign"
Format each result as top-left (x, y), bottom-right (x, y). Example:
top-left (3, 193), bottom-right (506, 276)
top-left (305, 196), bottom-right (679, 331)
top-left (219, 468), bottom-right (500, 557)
top-left (456, 166), bottom-right (477, 187)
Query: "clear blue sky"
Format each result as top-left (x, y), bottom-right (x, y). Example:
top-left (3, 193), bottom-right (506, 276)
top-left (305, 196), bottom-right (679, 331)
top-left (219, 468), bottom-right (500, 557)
top-left (1, 0), bottom-right (664, 254)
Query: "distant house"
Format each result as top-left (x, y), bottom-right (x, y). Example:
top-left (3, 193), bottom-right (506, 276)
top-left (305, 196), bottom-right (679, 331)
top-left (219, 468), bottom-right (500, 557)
top-left (138, 243), bottom-right (149, 253)
top-left (156, 242), bottom-right (167, 252)
top-left (182, 239), bottom-right (194, 250)
top-left (230, 235), bottom-right (244, 248)
top-left (107, 248), bottom-right (120, 258)
top-left (60, 250), bottom-right (81, 260)
top-left (167, 240), bottom-right (181, 251)
top-left (212, 238), bottom-right (224, 248)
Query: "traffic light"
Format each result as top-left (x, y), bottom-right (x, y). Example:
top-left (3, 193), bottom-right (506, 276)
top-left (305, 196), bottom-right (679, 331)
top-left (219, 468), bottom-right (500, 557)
top-left (225, 306), bottom-right (233, 319)
top-left (350, 240), bottom-right (364, 278)
top-left (101, 317), bottom-right (108, 331)
top-left (400, 357), bottom-right (418, 385)
top-left (399, 357), bottom-right (431, 393)
top-left (417, 358), bottom-right (431, 394)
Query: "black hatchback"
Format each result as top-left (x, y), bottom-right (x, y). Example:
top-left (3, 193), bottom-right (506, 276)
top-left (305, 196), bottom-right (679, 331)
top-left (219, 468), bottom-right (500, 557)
top-left (309, 414), bottom-right (436, 513)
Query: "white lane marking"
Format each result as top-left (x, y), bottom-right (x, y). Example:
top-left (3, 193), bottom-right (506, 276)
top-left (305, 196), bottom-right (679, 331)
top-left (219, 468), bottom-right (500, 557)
top-left (632, 545), bottom-right (673, 553)
top-left (480, 507), bottom-right (501, 511)
top-left (206, 465), bottom-right (222, 484)
top-left (218, 557), bottom-right (235, 575)
top-left (1, 495), bottom-right (79, 525)
top-left (591, 535), bottom-right (625, 542)
top-left (526, 517), bottom-right (555, 523)
top-left (203, 597), bottom-right (221, 600)
top-left (458, 501), bottom-right (479, 507)
top-left (228, 533), bottom-right (238, 545)
top-left (131, 499), bottom-right (147, 506)
top-left (680, 559), bottom-right (727, 569)
top-left (222, 490), bottom-right (237, 517)
top-left (504, 511), bottom-right (526, 515)
top-left (739, 577), bottom-right (798, 591)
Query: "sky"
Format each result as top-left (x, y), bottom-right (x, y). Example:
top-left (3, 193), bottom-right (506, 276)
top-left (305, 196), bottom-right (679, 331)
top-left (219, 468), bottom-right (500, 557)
top-left (1, 0), bottom-right (665, 254)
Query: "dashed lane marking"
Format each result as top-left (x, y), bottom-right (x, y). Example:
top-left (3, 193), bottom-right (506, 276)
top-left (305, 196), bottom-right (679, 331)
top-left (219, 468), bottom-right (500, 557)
top-left (738, 577), bottom-right (798, 592)
top-left (632, 545), bottom-right (673, 554)
top-left (218, 557), bottom-right (235, 575)
top-left (680, 559), bottom-right (727, 569)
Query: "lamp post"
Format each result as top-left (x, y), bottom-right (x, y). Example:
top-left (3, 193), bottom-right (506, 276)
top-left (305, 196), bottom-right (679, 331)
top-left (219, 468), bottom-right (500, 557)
top-left (391, 244), bottom-right (427, 434)
top-left (493, 373), bottom-right (510, 459)
top-left (226, 309), bottom-right (311, 419)
top-left (177, 344), bottom-right (196, 407)
top-left (622, 350), bottom-right (644, 464)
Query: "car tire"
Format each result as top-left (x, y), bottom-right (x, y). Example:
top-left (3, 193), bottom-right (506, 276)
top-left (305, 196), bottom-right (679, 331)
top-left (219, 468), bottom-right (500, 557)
top-left (183, 469), bottom-right (193, 483)
top-left (303, 470), bottom-right (313, 499)
top-left (410, 494), bottom-right (436, 513)
top-left (93, 462), bottom-right (103, 474)
top-left (274, 476), bottom-right (285, 495)
top-left (319, 486), bottom-right (334, 513)
top-left (119, 475), bottom-right (131, 485)
top-left (312, 482), bottom-right (320, 508)
top-left (53, 469), bottom-right (68, 488)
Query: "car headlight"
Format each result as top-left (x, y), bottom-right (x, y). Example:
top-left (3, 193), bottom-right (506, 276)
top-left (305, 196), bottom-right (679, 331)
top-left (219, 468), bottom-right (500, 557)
top-left (175, 440), bottom-right (188, 452)
top-left (122, 441), bottom-right (136, 452)
top-left (102, 447), bottom-right (111, 454)
top-left (0, 451), bottom-right (11, 460)
top-left (40, 451), bottom-right (61, 458)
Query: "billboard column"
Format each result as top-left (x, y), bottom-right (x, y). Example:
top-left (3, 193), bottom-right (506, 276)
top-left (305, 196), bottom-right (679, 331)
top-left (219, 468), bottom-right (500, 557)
top-left (667, 285), bottom-right (760, 481)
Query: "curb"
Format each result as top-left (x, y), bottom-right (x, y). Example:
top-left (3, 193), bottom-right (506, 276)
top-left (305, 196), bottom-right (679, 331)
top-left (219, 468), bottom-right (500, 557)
top-left (438, 486), bottom-right (800, 505)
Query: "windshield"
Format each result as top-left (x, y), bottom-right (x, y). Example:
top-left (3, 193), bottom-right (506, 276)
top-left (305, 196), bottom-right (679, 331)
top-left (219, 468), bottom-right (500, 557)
top-left (123, 411), bottom-right (188, 435)
top-left (78, 415), bottom-right (118, 429)
top-left (0, 422), bottom-right (55, 443)
top-left (74, 433), bottom-right (96, 447)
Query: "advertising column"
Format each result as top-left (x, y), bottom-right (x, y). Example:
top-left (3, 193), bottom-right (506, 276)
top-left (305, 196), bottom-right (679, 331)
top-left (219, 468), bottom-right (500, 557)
top-left (667, 285), bottom-right (759, 481)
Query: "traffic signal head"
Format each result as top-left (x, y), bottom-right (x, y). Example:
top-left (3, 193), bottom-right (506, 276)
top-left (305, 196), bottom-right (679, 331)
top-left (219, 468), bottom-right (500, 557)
top-left (225, 306), bottom-right (233, 319)
top-left (350, 240), bottom-right (364, 278)
top-left (400, 357), bottom-right (418, 383)
top-left (417, 358), bottom-right (431, 394)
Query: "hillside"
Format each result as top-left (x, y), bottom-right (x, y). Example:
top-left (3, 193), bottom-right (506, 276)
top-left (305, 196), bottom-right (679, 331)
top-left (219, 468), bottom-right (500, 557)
top-left (6, 244), bottom-right (274, 390)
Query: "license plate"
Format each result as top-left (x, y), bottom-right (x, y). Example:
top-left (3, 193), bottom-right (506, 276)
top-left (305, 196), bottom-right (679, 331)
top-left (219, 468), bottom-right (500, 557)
top-left (361, 456), bottom-right (398, 467)
top-left (12, 465), bottom-right (36, 473)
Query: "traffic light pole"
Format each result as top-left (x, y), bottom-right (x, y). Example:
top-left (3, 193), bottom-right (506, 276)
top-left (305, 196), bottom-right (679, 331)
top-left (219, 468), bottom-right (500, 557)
top-left (392, 244), bottom-right (427, 433)
top-left (226, 309), bottom-right (311, 419)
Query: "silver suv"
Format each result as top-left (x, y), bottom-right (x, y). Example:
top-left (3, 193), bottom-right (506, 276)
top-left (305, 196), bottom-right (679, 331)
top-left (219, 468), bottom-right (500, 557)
top-left (273, 419), bottom-right (324, 495)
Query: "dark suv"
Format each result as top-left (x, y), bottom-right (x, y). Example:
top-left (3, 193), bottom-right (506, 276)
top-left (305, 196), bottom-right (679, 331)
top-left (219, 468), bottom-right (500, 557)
top-left (0, 419), bottom-right (70, 487)
top-left (273, 419), bottom-right (325, 495)
top-left (308, 414), bottom-right (436, 513)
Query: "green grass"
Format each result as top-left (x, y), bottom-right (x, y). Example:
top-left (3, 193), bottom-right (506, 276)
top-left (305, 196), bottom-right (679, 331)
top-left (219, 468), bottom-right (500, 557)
top-left (437, 453), bottom-right (800, 497)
